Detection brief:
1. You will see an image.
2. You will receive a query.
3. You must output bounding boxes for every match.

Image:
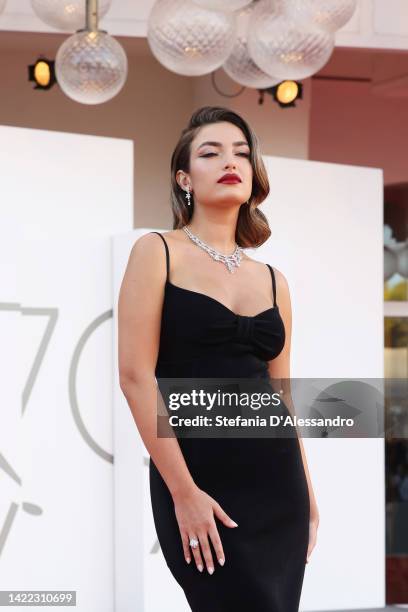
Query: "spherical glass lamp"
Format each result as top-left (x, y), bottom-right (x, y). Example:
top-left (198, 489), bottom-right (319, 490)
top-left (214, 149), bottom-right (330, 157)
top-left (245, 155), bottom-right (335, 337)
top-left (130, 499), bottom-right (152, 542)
top-left (31, 0), bottom-right (112, 32)
top-left (192, 0), bottom-right (251, 12)
top-left (384, 247), bottom-right (397, 281)
top-left (289, 0), bottom-right (358, 33)
top-left (397, 246), bottom-right (408, 279)
top-left (147, 0), bottom-right (236, 76)
top-left (55, 30), bottom-right (128, 105)
top-left (223, 3), bottom-right (281, 88)
top-left (248, 0), bottom-right (334, 80)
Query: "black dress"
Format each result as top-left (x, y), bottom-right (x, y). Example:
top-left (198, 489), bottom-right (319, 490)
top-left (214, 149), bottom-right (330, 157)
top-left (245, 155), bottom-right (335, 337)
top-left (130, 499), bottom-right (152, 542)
top-left (149, 231), bottom-right (310, 612)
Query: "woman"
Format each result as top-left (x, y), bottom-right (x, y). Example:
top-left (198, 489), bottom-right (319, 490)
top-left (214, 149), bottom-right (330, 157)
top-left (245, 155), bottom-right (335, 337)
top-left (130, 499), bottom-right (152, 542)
top-left (118, 106), bottom-right (319, 611)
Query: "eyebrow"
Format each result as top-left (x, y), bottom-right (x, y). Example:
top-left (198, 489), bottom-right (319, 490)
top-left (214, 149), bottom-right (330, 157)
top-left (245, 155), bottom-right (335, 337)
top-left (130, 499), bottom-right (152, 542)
top-left (196, 140), bottom-right (250, 150)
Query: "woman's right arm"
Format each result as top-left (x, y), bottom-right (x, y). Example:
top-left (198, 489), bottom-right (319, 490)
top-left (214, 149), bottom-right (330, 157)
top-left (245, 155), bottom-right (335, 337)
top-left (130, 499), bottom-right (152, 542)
top-left (118, 234), bottom-right (196, 500)
top-left (117, 233), bottom-right (238, 574)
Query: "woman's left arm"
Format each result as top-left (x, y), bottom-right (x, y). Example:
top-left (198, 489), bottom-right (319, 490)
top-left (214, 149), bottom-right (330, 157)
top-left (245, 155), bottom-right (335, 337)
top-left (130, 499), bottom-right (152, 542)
top-left (267, 268), bottom-right (319, 563)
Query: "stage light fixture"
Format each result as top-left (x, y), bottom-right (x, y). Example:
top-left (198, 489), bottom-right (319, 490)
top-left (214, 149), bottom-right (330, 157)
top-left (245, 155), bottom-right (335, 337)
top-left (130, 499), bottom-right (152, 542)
top-left (28, 57), bottom-right (56, 90)
top-left (258, 80), bottom-right (303, 107)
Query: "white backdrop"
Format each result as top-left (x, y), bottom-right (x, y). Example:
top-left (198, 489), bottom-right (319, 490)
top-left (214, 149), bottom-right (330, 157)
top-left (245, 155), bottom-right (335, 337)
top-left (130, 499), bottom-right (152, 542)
top-left (0, 125), bottom-right (133, 612)
top-left (112, 156), bottom-right (385, 612)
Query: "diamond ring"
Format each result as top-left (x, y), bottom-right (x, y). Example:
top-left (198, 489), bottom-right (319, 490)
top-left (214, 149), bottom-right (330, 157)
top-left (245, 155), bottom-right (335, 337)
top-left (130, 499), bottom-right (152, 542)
top-left (189, 537), bottom-right (199, 549)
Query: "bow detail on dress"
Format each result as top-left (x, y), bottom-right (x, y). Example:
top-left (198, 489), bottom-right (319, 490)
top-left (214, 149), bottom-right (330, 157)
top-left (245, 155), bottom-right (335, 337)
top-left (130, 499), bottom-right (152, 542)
top-left (200, 313), bottom-right (285, 361)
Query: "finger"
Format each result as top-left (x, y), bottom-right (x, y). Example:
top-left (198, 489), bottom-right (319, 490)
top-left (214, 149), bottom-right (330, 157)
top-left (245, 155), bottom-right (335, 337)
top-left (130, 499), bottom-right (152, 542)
top-left (181, 531), bottom-right (191, 564)
top-left (189, 534), bottom-right (204, 572)
top-left (212, 500), bottom-right (238, 528)
top-left (208, 525), bottom-right (225, 566)
top-left (198, 530), bottom-right (215, 575)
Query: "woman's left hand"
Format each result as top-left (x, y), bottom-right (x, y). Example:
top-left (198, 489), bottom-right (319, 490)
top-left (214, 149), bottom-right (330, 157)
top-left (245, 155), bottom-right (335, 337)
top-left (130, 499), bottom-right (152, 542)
top-left (306, 506), bottom-right (319, 563)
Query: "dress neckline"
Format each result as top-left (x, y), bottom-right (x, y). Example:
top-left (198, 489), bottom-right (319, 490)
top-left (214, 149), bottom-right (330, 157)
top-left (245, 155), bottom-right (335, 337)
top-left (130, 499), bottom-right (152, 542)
top-left (166, 280), bottom-right (278, 319)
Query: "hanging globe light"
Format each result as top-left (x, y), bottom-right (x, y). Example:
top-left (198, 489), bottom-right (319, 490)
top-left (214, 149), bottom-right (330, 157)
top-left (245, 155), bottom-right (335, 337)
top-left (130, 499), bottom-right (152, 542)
top-left (384, 247), bottom-right (398, 281)
top-left (147, 0), bottom-right (236, 77)
top-left (31, 0), bottom-right (112, 32)
top-left (247, 0), bottom-right (334, 80)
top-left (223, 3), bottom-right (281, 88)
top-left (55, 30), bottom-right (127, 104)
top-left (192, 0), bottom-right (251, 12)
top-left (289, 0), bottom-right (358, 33)
top-left (397, 245), bottom-right (408, 279)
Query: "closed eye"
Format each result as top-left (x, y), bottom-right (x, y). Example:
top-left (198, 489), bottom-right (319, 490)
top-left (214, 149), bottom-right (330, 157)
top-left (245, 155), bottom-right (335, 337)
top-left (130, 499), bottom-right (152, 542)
top-left (200, 152), bottom-right (250, 158)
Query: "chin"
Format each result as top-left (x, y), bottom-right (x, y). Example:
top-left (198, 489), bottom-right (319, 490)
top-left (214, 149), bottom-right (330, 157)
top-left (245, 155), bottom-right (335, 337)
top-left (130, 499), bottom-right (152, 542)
top-left (211, 195), bottom-right (246, 208)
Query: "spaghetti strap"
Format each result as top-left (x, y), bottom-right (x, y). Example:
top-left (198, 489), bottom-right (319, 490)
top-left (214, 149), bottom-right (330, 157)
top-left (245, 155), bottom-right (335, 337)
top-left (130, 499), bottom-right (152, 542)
top-left (266, 263), bottom-right (277, 307)
top-left (150, 231), bottom-right (169, 282)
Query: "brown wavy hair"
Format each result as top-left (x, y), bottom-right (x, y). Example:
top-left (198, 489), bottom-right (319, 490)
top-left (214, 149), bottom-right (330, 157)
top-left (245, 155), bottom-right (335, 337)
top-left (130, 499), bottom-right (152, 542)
top-left (170, 106), bottom-right (271, 248)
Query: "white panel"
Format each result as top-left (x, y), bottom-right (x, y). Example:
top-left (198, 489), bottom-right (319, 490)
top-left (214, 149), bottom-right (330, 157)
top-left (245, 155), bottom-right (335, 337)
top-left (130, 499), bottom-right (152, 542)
top-left (0, 126), bottom-right (133, 612)
top-left (373, 0), bottom-right (408, 36)
top-left (300, 439), bottom-right (385, 610)
top-left (112, 231), bottom-right (144, 612)
top-left (19, 236), bottom-right (114, 611)
top-left (1, 127), bottom-right (133, 239)
top-left (250, 156), bottom-right (384, 379)
top-left (0, 192), bottom-right (20, 485)
top-left (113, 157), bottom-right (385, 611)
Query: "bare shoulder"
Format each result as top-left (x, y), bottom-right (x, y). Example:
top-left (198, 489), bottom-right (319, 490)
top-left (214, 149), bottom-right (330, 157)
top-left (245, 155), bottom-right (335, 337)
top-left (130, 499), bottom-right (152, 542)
top-left (270, 266), bottom-right (290, 292)
top-left (133, 229), bottom-right (184, 250)
top-left (160, 229), bottom-right (186, 243)
top-left (124, 231), bottom-right (168, 281)
top-left (129, 230), bottom-right (169, 259)
top-left (148, 229), bottom-right (188, 254)
top-left (130, 230), bottom-right (163, 256)
top-left (270, 266), bottom-right (292, 316)
top-left (126, 229), bottom-right (187, 279)
top-left (243, 255), bottom-right (290, 291)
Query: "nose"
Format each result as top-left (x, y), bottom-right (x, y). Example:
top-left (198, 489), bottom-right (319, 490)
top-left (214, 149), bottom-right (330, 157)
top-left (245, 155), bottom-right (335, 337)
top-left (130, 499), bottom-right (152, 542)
top-left (223, 158), bottom-right (237, 170)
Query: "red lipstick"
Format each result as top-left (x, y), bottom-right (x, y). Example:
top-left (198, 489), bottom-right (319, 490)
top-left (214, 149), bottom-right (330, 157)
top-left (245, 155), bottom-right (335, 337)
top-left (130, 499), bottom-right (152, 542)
top-left (217, 173), bottom-right (242, 184)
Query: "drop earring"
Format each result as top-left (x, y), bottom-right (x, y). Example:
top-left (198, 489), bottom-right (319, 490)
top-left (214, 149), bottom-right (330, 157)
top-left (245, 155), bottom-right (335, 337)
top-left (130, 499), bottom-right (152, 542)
top-left (185, 186), bottom-right (191, 206)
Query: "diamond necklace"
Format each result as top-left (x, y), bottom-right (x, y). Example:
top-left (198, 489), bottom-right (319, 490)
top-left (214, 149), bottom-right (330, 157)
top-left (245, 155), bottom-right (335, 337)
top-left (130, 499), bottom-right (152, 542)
top-left (183, 225), bottom-right (244, 274)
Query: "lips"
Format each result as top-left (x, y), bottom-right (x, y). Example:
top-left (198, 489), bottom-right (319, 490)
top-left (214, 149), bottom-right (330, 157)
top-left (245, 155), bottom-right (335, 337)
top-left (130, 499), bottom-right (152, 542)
top-left (218, 173), bottom-right (241, 184)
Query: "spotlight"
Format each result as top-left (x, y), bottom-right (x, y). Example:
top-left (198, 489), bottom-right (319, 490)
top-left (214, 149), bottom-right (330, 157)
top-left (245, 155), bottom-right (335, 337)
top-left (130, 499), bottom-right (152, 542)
top-left (258, 80), bottom-right (303, 108)
top-left (28, 57), bottom-right (56, 90)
